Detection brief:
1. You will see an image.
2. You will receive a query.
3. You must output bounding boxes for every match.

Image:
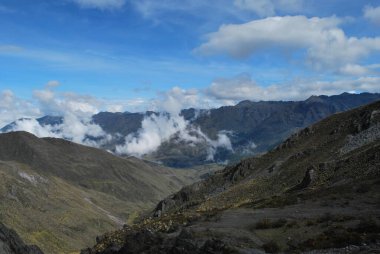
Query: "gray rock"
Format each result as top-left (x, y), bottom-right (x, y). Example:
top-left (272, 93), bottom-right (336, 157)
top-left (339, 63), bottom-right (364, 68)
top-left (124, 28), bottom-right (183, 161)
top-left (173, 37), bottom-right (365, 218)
top-left (0, 223), bottom-right (44, 254)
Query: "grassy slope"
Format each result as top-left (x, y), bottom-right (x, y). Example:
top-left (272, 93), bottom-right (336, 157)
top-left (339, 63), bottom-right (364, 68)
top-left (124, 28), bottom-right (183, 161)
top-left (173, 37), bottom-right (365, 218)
top-left (0, 132), bottom-right (208, 253)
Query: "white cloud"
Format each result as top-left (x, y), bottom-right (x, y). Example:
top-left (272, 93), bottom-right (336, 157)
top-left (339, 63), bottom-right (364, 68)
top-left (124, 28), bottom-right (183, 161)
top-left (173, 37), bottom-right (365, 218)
top-left (1, 82), bottom-right (231, 161)
top-left (115, 112), bottom-right (233, 160)
top-left (1, 82), bottom-right (114, 148)
top-left (116, 87), bottom-right (233, 160)
top-left (339, 64), bottom-right (370, 76)
top-left (206, 74), bottom-right (380, 102)
top-left (10, 118), bottom-right (61, 138)
top-left (207, 74), bottom-right (262, 101)
top-left (152, 87), bottom-right (201, 114)
top-left (0, 90), bottom-right (41, 129)
top-left (364, 5), bottom-right (380, 25)
top-left (195, 16), bottom-right (380, 72)
top-left (8, 115), bottom-right (111, 148)
top-left (234, 0), bottom-right (303, 17)
top-left (32, 81), bottom-right (101, 117)
top-left (71, 0), bottom-right (125, 10)
top-left (116, 113), bottom-right (188, 156)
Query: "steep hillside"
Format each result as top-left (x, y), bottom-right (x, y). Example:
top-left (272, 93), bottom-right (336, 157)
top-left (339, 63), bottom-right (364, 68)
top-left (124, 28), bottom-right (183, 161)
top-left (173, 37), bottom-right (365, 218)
top-left (84, 100), bottom-right (380, 253)
top-left (0, 132), bottom-right (201, 253)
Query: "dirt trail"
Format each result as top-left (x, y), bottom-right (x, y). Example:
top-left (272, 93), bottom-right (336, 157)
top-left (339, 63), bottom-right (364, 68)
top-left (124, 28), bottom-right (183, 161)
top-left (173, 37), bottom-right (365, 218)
top-left (83, 197), bottom-right (125, 226)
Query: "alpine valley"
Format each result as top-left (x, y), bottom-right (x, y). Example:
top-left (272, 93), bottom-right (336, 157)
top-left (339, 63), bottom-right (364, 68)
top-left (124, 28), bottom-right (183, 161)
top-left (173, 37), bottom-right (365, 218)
top-left (0, 96), bottom-right (379, 253)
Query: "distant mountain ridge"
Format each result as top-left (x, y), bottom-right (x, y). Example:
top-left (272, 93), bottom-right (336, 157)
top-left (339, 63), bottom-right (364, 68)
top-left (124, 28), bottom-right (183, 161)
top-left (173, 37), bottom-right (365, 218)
top-left (2, 92), bottom-right (380, 167)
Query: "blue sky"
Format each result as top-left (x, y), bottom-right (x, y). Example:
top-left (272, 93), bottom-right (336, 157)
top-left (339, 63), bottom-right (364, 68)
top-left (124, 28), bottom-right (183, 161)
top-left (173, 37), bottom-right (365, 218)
top-left (0, 0), bottom-right (380, 120)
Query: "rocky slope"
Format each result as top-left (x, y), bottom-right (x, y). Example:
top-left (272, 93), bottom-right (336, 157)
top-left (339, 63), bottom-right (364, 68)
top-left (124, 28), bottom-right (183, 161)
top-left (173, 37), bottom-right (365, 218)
top-left (83, 100), bottom-right (380, 253)
top-left (0, 132), bottom-right (203, 253)
top-left (0, 223), bottom-right (43, 254)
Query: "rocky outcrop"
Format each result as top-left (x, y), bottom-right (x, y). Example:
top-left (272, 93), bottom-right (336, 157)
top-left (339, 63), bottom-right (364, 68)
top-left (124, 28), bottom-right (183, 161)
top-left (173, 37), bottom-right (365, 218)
top-left (0, 223), bottom-right (43, 254)
top-left (287, 167), bottom-right (316, 192)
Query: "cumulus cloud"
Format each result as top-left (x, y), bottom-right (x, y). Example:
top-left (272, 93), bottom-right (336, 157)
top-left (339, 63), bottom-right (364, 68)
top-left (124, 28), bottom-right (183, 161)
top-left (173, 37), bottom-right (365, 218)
top-left (115, 87), bottom-right (233, 160)
top-left (116, 113), bottom-right (188, 156)
top-left (1, 82), bottom-right (112, 148)
top-left (115, 112), bottom-right (233, 160)
top-left (9, 118), bottom-right (61, 138)
top-left (1, 82), bottom-right (232, 161)
top-left (71, 0), bottom-right (125, 10)
top-left (152, 87), bottom-right (201, 114)
top-left (364, 5), bottom-right (380, 25)
top-left (234, 0), bottom-right (303, 17)
top-left (0, 90), bottom-right (41, 129)
top-left (9, 115), bottom-right (111, 147)
top-left (338, 64), bottom-right (371, 76)
top-left (195, 16), bottom-right (380, 72)
top-left (206, 74), bottom-right (380, 102)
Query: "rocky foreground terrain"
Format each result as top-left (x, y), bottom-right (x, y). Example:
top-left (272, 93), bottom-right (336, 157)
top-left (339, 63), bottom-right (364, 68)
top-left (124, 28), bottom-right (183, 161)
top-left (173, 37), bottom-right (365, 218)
top-left (81, 101), bottom-right (380, 253)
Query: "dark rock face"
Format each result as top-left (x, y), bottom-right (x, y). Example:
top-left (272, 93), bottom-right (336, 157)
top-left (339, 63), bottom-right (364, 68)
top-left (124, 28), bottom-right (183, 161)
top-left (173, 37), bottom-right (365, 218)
top-left (287, 167), bottom-right (316, 192)
top-left (92, 112), bottom-right (144, 136)
top-left (0, 223), bottom-right (43, 254)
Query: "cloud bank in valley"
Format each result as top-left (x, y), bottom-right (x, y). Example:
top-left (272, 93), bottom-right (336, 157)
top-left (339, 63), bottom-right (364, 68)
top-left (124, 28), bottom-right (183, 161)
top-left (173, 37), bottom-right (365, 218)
top-left (1, 82), bottom-right (111, 148)
top-left (1, 84), bottom-right (234, 161)
top-left (115, 87), bottom-right (233, 160)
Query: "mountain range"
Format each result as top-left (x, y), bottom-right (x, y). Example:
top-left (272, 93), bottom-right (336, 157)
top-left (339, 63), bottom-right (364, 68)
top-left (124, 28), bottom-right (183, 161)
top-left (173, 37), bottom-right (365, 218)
top-left (2, 92), bottom-right (380, 168)
top-left (82, 100), bottom-right (380, 253)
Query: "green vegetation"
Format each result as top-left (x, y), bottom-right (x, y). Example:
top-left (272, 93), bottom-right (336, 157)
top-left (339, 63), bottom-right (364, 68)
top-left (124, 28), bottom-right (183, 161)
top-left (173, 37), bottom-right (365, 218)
top-left (0, 132), bottom-right (206, 253)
